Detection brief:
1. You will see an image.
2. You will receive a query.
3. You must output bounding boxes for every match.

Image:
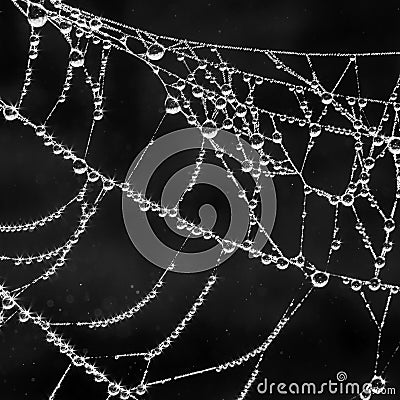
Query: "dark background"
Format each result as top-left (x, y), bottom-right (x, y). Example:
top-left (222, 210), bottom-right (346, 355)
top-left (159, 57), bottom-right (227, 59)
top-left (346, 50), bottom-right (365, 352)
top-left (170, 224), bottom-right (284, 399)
top-left (0, 1), bottom-right (399, 399)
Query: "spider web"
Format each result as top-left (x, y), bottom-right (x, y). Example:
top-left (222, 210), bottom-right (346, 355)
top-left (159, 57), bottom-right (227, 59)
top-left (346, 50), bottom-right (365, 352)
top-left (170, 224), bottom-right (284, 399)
top-left (1, 0), bottom-right (400, 399)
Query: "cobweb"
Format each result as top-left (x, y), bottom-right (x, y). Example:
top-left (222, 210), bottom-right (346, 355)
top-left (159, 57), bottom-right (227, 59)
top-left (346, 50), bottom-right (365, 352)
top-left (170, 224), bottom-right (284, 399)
top-left (1, 0), bottom-right (400, 399)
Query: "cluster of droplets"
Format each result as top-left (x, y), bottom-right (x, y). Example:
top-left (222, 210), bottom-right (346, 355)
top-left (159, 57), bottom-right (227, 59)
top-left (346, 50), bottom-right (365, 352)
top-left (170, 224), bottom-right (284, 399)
top-left (2, 1), bottom-right (400, 399)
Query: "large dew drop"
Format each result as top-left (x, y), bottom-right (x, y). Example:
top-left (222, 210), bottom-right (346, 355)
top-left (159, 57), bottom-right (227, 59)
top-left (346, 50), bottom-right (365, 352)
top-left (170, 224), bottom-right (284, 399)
top-left (241, 159), bottom-right (253, 173)
top-left (73, 159), bottom-right (88, 175)
top-left (201, 120), bottom-right (218, 139)
top-left (311, 271), bottom-right (329, 288)
top-left (251, 133), bottom-right (264, 149)
top-left (389, 137), bottom-right (400, 155)
top-left (370, 375), bottom-right (385, 394)
top-left (165, 96), bottom-right (181, 114)
top-left (28, 3), bottom-right (48, 28)
top-left (147, 43), bottom-right (165, 61)
top-left (221, 239), bottom-right (236, 254)
top-left (70, 49), bottom-right (84, 68)
top-left (3, 106), bottom-right (18, 121)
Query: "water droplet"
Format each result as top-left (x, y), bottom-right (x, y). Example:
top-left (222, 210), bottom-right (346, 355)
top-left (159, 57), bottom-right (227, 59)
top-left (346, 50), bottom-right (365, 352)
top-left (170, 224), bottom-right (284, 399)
top-left (165, 96), bottom-right (181, 114)
top-left (59, 21), bottom-right (72, 34)
top-left (351, 280), bottom-right (362, 291)
top-left (147, 43), bottom-right (165, 61)
top-left (276, 257), bottom-right (289, 270)
top-left (310, 123), bottom-right (322, 137)
top-left (220, 83), bottom-right (232, 96)
top-left (2, 298), bottom-right (13, 310)
top-left (87, 170), bottom-right (99, 182)
top-left (369, 277), bottom-right (381, 291)
top-left (176, 219), bottom-right (186, 230)
top-left (103, 179), bottom-right (115, 191)
top-left (201, 120), bottom-right (218, 139)
top-left (135, 385), bottom-right (147, 396)
top-left (272, 131), bottom-right (282, 143)
top-left (235, 104), bottom-right (247, 117)
top-left (311, 271), bottom-right (329, 288)
top-left (375, 256), bottom-right (385, 269)
top-left (222, 118), bottom-right (233, 129)
top-left (28, 3), bottom-right (48, 28)
top-left (89, 18), bottom-right (102, 31)
top-left (241, 160), bottom-right (253, 173)
top-left (3, 106), bottom-right (18, 121)
top-left (192, 85), bottom-right (204, 98)
top-left (321, 92), bottom-right (333, 105)
top-left (251, 133), bottom-right (264, 149)
top-left (341, 193), bottom-right (354, 206)
top-left (19, 311), bottom-right (30, 323)
top-left (261, 254), bottom-right (272, 265)
top-left (73, 159), bottom-right (88, 174)
top-left (119, 390), bottom-right (131, 400)
top-left (384, 218), bottom-right (395, 232)
top-left (389, 137), bottom-right (400, 154)
top-left (93, 109), bottom-right (103, 120)
top-left (70, 49), bottom-right (84, 67)
top-left (371, 375), bottom-right (385, 394)
top-left (221, 239), bottom-right (236, 254)
top-left (108, 382), bottom-right (120, 397)
top-left (216, 97), bottom-right (226, 110)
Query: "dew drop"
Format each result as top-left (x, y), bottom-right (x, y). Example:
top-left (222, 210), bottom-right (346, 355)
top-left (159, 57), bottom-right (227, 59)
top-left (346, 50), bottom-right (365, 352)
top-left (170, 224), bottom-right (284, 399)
top-left (371, 375), bottom-right (385, 394)
top-left (235, 104), bottom-right (247, 118)
top-left (222, 118), bottom-right (233, 130)
top-left (19, 311), bottom-right (30, 323)
top-left (103, 179), bottom-right (115, 191)
top-left (369, 277), bottom-right (381, 291)
top-left (276, 257), bottom-right (289, 270)
top-left (351, 280), bottom-right (362, 291)
top-left (107, 383), bottom-right (120, 397)
top-left (309, 123), bottom-right (322, 138)
top-left (70, 49), bottom-right (84, 68)
top-left (3, 106), bottom-right (18, 121)
top-left (93, 109), bottom-right (103, 121)
top-left (135, 385), bottom-right (147, 396)
top-left (321, 92), bottom-right (333, 105)
top-left (341, 193), bottom-right (354, 206)
top-left (147, 43), bottom-right (165, 61)
top-left (221, 239), bottom-right (236, 254)
top-left (59, 21), bottom-right (72, 34)
top-left (165, 96), bottom-right (181, 114)
top-left (201, 120), bottom-right (218, 139)
top-left (389, 137), bottom-right (400, 155)
top-left (73, 159), bottom-right (88, 175)
top-left (272, 131), bottom-right (282, 143)
top-left (220, 83), bottom-right (232, 96)
top-left (28, 3), bottom-right (48, 28)
top-left (89, 18), bottom-right (102, 31)
top-left (375, 256), bottom-right (385, 269)
top-left (215, 97), bottom-right (227, 110)
top-left (384, 218), bottom-right (395, 232)
top-left (311, 271), bottom-right (329, 288)
top-left (251, 133), bottom-right (264, 149)
top-left (241, 160), bottom-right (253, 173)
top-left (87, 170), bottom-right (99, 182)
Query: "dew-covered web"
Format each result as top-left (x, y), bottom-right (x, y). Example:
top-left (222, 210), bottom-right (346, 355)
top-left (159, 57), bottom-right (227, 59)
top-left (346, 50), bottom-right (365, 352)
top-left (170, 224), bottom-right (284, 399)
top-left (1, 0), bottom-right (400, 399)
